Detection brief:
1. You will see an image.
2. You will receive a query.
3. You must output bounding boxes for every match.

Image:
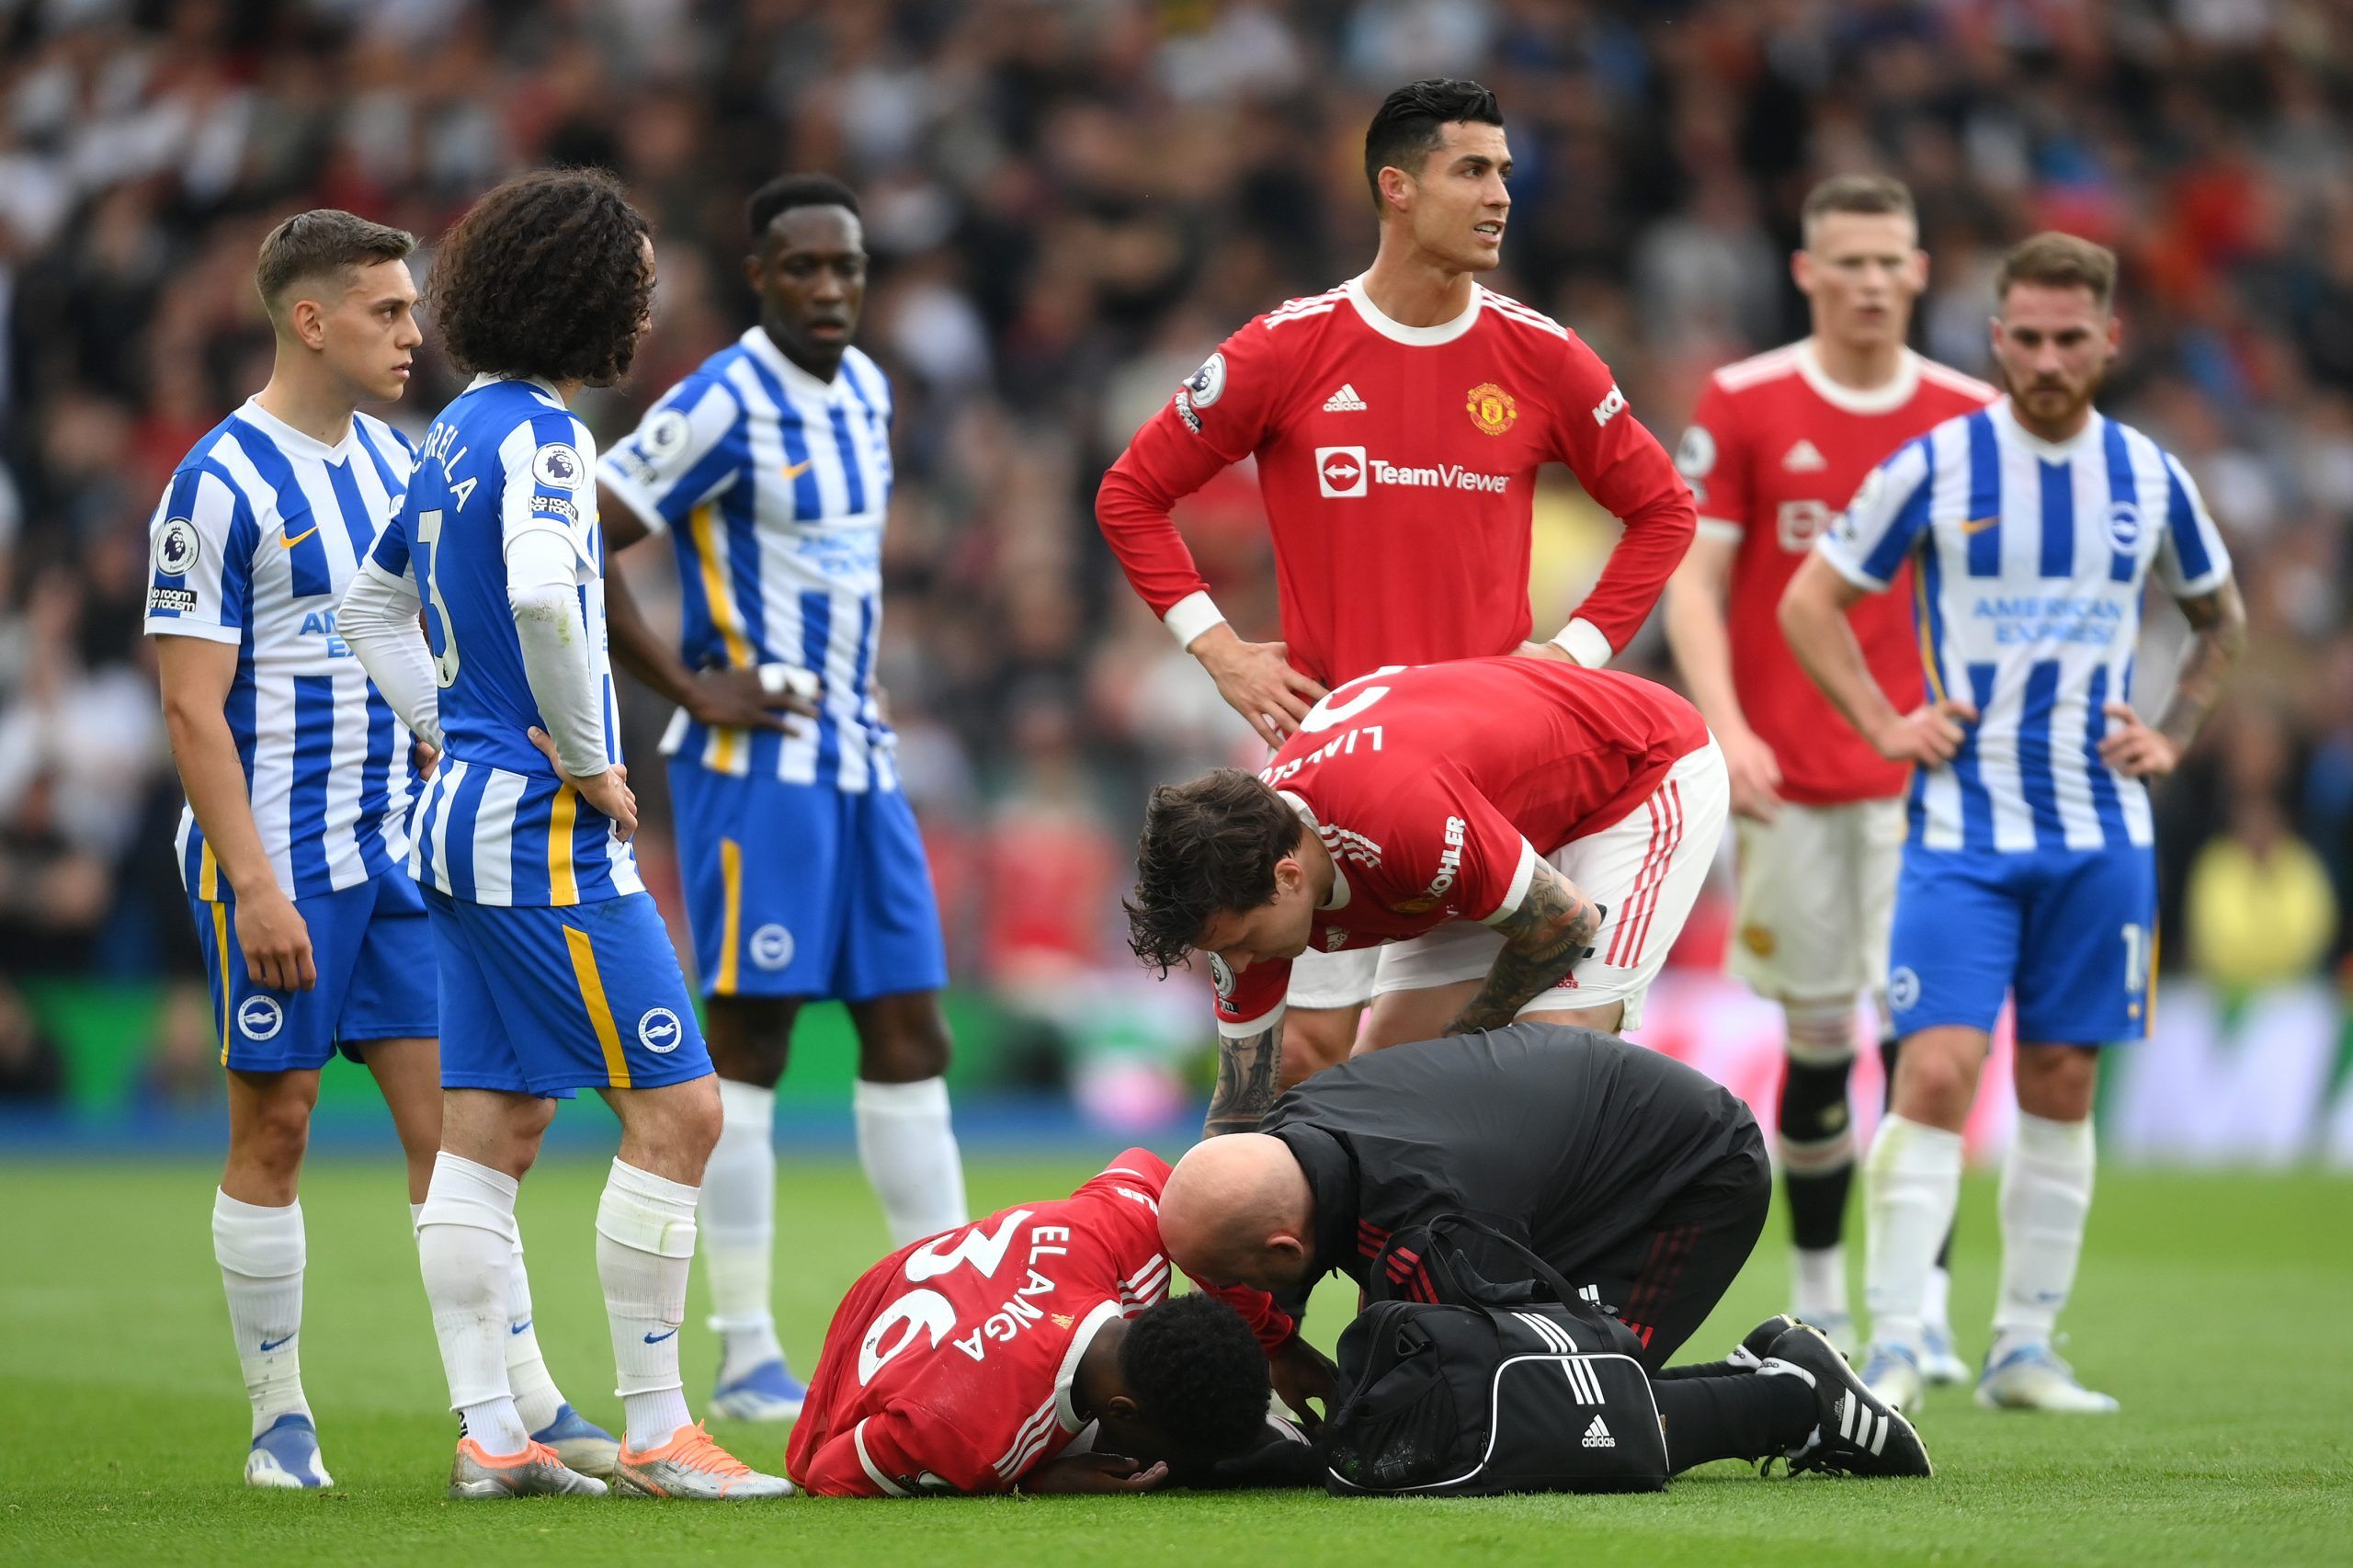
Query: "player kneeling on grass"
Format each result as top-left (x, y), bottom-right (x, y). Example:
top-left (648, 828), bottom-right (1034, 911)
top-left (786, 1150), bottom-right (1314, 1494)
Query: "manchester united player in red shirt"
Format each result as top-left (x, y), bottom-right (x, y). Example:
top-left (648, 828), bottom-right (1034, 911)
top-left (1660, 176), bottom-right (1994, 1365)
top-left (785, 1150), bottom-right (1307, 1495)
top-left (1097, 79), bottom-right (1695, 1084)
top-left (1124, 657), bottom-right (1727, 1135)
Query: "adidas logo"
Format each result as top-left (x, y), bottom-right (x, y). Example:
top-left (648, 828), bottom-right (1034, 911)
top-left (1323, 383), bottom-right (1368, 412)
top-left (1783, 438), bottom-right (1827, 472)
top-left (1582, 1415), bottom-right (1615, 1449)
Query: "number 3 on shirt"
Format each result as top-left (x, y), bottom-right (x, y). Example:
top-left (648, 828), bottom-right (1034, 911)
top-left (412, 507), bottom-right (461, 688)
top-left (1299, 665), bottom-right (1404, 733)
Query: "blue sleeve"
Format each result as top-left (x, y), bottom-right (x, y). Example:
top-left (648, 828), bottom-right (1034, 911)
top-left (597, 375), bottom-right (744, 534)
top-left (1815, 435), bottom-right (1935, 590)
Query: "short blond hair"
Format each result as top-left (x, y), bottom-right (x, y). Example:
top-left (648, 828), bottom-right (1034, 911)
top-left (1995, 232), bottom-right (2118, 312)
top-left (1801, 174), bottom-right (1915, 246)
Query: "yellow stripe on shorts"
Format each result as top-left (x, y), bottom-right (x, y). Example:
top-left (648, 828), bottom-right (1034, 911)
top-left (689, 502), bottom-right (751, 775)
top-left (213, 901), bottom-right (233, 1066)
top-left (563, 925), bottom-right (631, 1088)
top-left (716, 836), bottom-right (743, 996)
top-left (548, 784), bottom-right (580, 905)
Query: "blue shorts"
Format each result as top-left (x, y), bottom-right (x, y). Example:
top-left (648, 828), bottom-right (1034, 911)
top-left (667, 760), bottom-right (949, 1003)
top-left (424, 888), bottom-right (711, 1098)
top-left (1886, 844), bottom-right (2157, 1045)
top-left (191, 870), bottom-right (436, 1074)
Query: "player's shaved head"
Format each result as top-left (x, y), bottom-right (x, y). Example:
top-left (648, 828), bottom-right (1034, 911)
top-left (1161, 1134), bottom-right (1316, 1290)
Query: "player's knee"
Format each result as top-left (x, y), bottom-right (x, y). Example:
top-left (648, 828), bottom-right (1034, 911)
top-left (234, 1089), bottom-right (314, 1176)
top-left (1778, 999), bottom-right (1859, 1149)
top-left (2014, 1045), bottom-right (2097, 1120)
top-left (1281, 1009), bottom-right (1356, 1085)
top-left (1890, 1037), bottom-right (1976, 1124)
top-left (855, 998), bottom-right (952, 1083)
top-left (706, 997), bottom-right (796, 1087)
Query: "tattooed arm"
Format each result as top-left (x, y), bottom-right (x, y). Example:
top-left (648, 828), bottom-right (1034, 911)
top-left (1205, 1017), bottom-right (1285, 1137)
top-left (2098, 579), bottom-right (2247, 778)
top-left (1442, 858), bottom-right (1606, 1035)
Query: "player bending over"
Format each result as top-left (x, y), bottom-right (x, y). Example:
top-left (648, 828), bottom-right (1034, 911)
top-left (786, 1151), bottom-right (1309, 1495)
top-left (1124, 657), bottom-right (1727, 1135)
top-left (1664, 173), bottom-right (1995, 1367)
top-left (341, 170), bottom-right (785, 1499)
top-left (1097, 77), bottom-right (1695, 1086)
top-left (145, 210), bottom-right (611, 1488)
top-left (596, 173), bottom-right (966, 1425)
top-left (1781, 233), bottom-right (2245, 1413)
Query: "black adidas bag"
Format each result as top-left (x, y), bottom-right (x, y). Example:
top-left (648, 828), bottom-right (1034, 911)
top-left (1319, 1214), bottom-right (1670, 1496)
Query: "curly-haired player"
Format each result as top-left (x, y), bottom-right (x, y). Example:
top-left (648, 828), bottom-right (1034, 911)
top-left (787, 1152), bottom-right (1304, 1496)
top-left (340, 169), bottom-right (786, 1500)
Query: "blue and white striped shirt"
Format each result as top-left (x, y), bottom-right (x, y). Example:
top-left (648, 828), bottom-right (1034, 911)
top-left (373, 375), bottom-right (642, 906)
top-left (143, 399), bottom-right (420, 901)
top-left (1817, 397), bottom-right (2233, 855)
top-left (600, 329), bottom-right (898, 792)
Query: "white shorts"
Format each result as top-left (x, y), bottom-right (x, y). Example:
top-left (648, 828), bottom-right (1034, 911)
top-left (1368, 740), bottom-right (1730, 1032)
top-left (1286, 943), bottom-right (1378, 1012)
top-left (1728, 795), bottom-right (1904, 1006)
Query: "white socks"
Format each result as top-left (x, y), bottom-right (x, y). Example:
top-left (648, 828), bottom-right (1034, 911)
top-left (212, 1191), bottom-right (311, 1439)
top-left (1793, 1244), bottom-right (1846, 1324)
top-left (503, 1235), bottom-right (567, 1434)
top-left (854, 1076), bottom-right (969, 1246)
top-left (1863, 1113), bottom-right (1964, 1353)
top-left (596, 1158), bottom-right (699, 1452)
top-left (700, 1079), bottom-right (784, 1382)
top-left (1993, 1111), bottom-right (2096, 1353)
top-left (416, 1153), bottom-right (529, 1454)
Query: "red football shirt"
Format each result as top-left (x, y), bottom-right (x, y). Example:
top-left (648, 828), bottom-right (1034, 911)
top-left (1097, 275), bottom-right (1696, 688)
top-left (785, 1150), bottom-right (1294, 1497)
top-left (1212, 656), bottom-right (1710, 1031)
top-left (1677, 341), bottom-right (1995, 803)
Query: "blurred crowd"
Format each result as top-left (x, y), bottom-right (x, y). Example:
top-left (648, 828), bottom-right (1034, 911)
top-left (3, 0), bottom-right (2348, 1104)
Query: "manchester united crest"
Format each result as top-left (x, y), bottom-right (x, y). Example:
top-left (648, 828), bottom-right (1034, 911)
top-left (1465, 381), bottom-right (1517, 436)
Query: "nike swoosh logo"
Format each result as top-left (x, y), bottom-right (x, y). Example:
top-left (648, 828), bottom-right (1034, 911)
top-left (1958, 516), bottom-right (2000, 535)
top-left (280, 525), bottom-right (321, 549)
top-left (642, 1327), bottom-right (679, 1345)
top-left (509, 1319), bottom-right (531, 1335)
top-left (782, 459), bottom-right (813, 481)
top-left (259, 1334), bottom-right (294, 1352)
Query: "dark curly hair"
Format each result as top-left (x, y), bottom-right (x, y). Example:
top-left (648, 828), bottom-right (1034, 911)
top-left (1125, 768), bottom-right (1303, 973)
top-left (1120, 1295), bottom-right (1274, 1468)
top-left (427, 167), bottom-right (654, 386)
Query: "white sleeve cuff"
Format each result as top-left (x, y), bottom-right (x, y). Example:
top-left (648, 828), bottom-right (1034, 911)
top-left (1814, 540), bottom-right (1891, 593)
top-left (1549, 618), bottom-right (1614, 669)
top-left (597, 463), bottom-right (669, 537)
top-left (1694, 517), bottom-right (1745, 544)
top-left (1216, 1002), bottom-right (1285, 1039)
top-left (1478, 841), bottom-right (1543, 927)
top-left (144, 618), bottom-right (243, 646)
top-left (1164, 591), bottom-right (1228, 651)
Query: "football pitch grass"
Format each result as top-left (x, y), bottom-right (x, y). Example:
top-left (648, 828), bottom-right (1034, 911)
top-left (4, 1155), bottom-right (2346, 1566)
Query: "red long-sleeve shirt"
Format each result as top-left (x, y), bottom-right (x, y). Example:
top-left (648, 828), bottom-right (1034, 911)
top-left (1097, 274), bottom-right (1695, 687)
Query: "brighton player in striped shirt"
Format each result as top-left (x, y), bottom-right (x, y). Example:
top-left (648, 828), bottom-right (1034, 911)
top-left (145, 210), bottom-right (610, 1490)
top-left (1781, 233), bottom-right (2245, 1414)
top-left (594, 174), bottom-right (965, 1423)
top-left (340, 171), bottom-right (785, 1499)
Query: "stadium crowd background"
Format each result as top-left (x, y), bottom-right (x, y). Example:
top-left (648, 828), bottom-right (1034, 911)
top-left (0, 0), bottom-right (2347, 1133)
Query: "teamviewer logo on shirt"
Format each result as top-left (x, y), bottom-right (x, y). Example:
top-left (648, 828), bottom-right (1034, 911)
top-left (1316, 446), bottom-right (1368, 497)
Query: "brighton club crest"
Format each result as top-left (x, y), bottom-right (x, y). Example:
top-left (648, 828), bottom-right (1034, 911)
top-left (1465, 381), bottom-right (1518, 436)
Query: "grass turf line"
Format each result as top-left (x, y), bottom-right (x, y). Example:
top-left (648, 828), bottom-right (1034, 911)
top-left (1, 1159), bottom-right (2346, 1566)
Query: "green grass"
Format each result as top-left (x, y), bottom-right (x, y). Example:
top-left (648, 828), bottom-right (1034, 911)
top-left (3, 1156), bottom-right (2347, 1565)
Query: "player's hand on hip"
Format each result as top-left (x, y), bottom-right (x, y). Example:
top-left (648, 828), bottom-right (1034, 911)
top-left (2097, 700), bottom-right (2181, 778)
top-left (687, 665), bottom-right (816, 735)
top-left (1018, 1454), bottom-right (1171, 1494)
top-left (411, 739), bottom-right (440, 779)
top-left (236, 886), bottom-right (316, 992)
top-left (1720, 726), bottom-right (1785, 822)
top-left (1872, 698), bottom-right (1977, 766)
top-left (1191, 625), bottom-right (1327, 748)
top-left (527, 727), bottom-right (638, 843)
top-left (1268, 1336), bottom-right (1342, 1433)
top-left (1512, 640), bottom-right (1574, 665)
